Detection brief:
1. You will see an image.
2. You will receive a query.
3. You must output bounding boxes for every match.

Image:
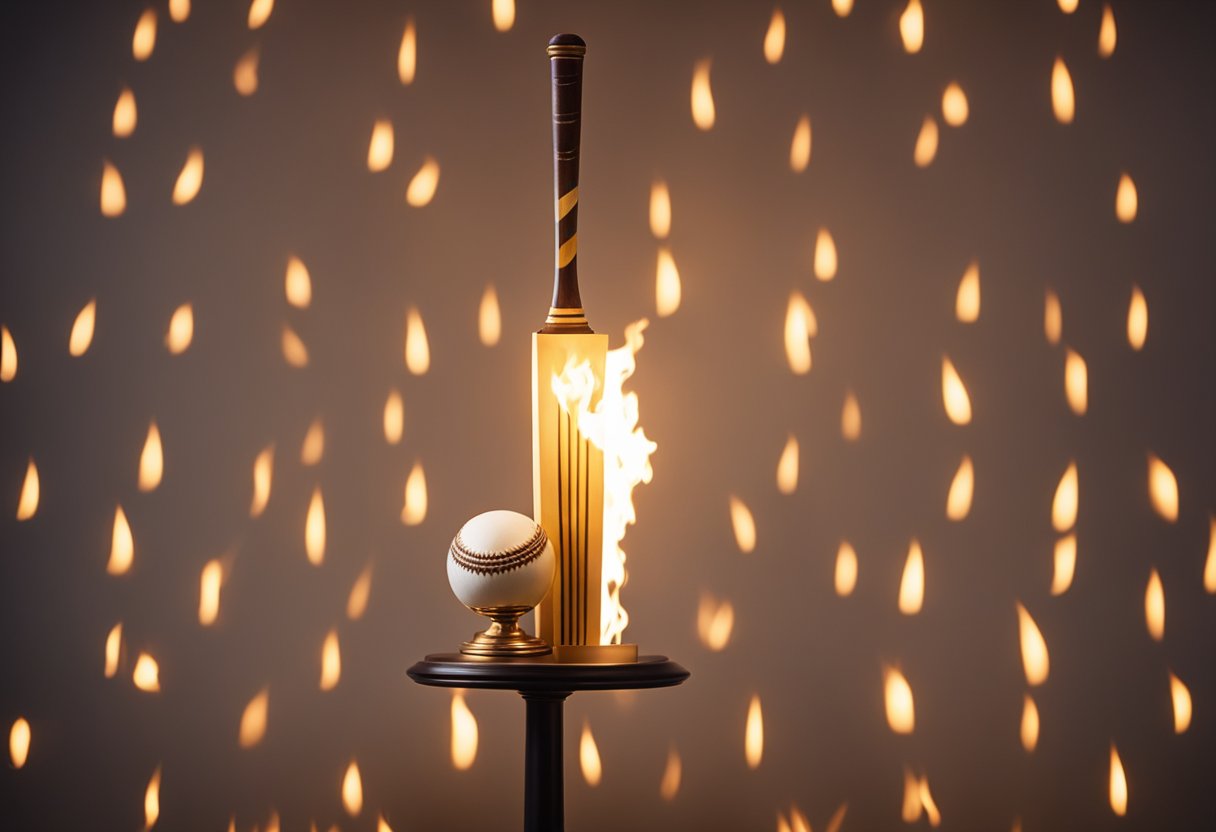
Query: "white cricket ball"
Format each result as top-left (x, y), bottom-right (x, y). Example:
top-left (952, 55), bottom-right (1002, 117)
top-left (447, 510), bottom-right (556, 612)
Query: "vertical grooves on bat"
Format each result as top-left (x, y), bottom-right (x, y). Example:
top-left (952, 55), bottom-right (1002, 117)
top-left (573, 418), bottom-right (581, 642)
top-left (557, 403), bottom-right (567, 644)
top-left (581, 434), bottom-right (590, 644)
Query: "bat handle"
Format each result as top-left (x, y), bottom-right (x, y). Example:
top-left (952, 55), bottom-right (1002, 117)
top-left (544, 33), bottom-right (592, 333)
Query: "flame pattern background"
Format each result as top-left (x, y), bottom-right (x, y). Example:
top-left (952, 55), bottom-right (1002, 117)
top-left (1, 0), bottom-right (1214, 829)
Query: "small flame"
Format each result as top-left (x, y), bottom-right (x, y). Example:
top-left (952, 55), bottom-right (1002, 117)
top-left (165, 303), bottom-right (193, 354)
top-left (285, 255), bottom-right (312, 308)
top-left (789, 114), bottom-right (811, 172)
top-left (406, 157), bottom-right (440, 207)
top-left (378, 815), bottom-right (395, 832)
top-left (101, 161), bottom-right (127, 217)
top-left (347, 564), bottom-right (373, 620)
top-left (841, 390), bottom-right (861, 441)
top-left (320, 629), bottom-right (341, 691)
top-left (655, 248), bottom-right (682, 318)
top-left (919, 776), bottom-right (942, 827)
top-left (1051, 533), bottom-right (1077, 595)
top-left (479, 284), bottom-right (501, 346)
top-left (492, 0), bottom-right (515, 32)
top-left (1051, 57), bottom-right (1075, 124)
top-left (946, 455), bottom-right (974, 521)
top-left (301, 419), bottom-right (324, 466)
top-left (402, 461), bottom-right (427, 525)
top-left (1144, 568), bottom-right (1165, 641)
top-left (405, 307), bottom-right (430, 374)
top-left (696, 592), bottom-right (734, 651)
top-left (1115, 173), bottom-right (1137, 223)
top-left (835, 541), bottom-right (858, 596)
top-left (899, 0), bottom-right (924, 54)
top-left (0, 325), bottom-right (15, 381)
top-left (342, 759), bottom-right (362, 816)
top-left (883, 666), bottom-right (915, 734)
top-left (16, 458), bottom-right (39, 521)
top-left (1205, 516), bottom-right (1216, 593)
top-left (899, 539), bottom-right (925, 615)
top-left (1058, 0), bottom-right (1078, 13)
top-left (941, 82), bottom-right (969, 127)
top-left (133, 651), bottom-right (160, 692)
top-left (825, 804), bottom-right (848, 832)
top-left (729, 496), bottom-right (757, 554)
top-left (1109, 744), bottom-right (1127, 816)
top-left (306, 487), bottom-right (325, 566)
top-left (70, 299), bottom-right (97, 356)
top-left (784, 291), bottom-right (815, 375)
top-left (1064, 348), bottom-right (1088, 416)
top-left (744, 695), bottom-right (764, 769)
top-left (776, 435), bottom-right (799, 495)
top-left (239, 688), bottom-right (269, 748)
top-left (450, 691), bottom-right (478, 770)
top-left (955, 261), bottom-right (980, 322)
top-left (1044, 288), bottom-right (1063, 345)
top-left (1169, 672), bottom-right (1192, 734)
top-left (763, 8), bottom-right (786, 64)
top-left (580, 721), bottom-right (603, 785)
top-left (1052, 461), bottom-right (1078, 532)
top-left (813, 228), bottom-right (838, 281)
top-left (941, 357), bottom-right (972, 425)
top-left (691, 60), bottom-right (715, 131)
top-left (901, 769), bottom-right (922, 822)
top-left (367, 120), bottom-right (394, 173)
top-left (9, 717), bottom-right (30, 768)
top-left (145, 766), bottom-right (162, 828)
top-left (659, 747), bottom-right (681, 800)
top-left (172, 147), bottom-right (204, 205)
top-left (1126, 285), bottom-right (1147, 350)
top-left (1021, 694), bottom-right (1040, 752)
top-left (233, 48), bottom-right (259, 96)
top-left (383, 390), bottom-right (404, 444)
top-left (1147, 453), bottom-right (1178, 522)
top-left (1098, 4), bottom-right (1117, 58)
top-left (787, 806), bottom-right (810, 832)
top-left (248, 0), bottom-right (274, 30)
top-left (199, 559), bottom-right (223, 626)
top-left (132, 9), bottom-right (157, 61)
top-left (281, 324), bottom-right (309, 368)
top-left (108, 505), bottom-right (134, 575)
top-left (398, 17), bottom-right (417, 84)
top-left (649, 181), bottom-right (672, 239)
top-left (113, 87), bottom-right (137, 138)
top-left (832, 0), bottom-right (854, 16)
top-left (1016, 602), bottom-right (1049, 686)
top-left (139, 421), bottom-right (164, 492)
top-left (913, 115), bottom-right (939, 168)
top-left (169, 0), bottom-right (190, 23)
top-left (105, 623), bottom-right (122, 678)
top-left (250, 446), bottom-right (273, 518)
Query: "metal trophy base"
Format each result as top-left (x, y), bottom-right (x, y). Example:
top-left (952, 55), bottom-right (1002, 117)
top-left (551, 643), bottom-right (638, 664)
top-left (408, 653), bottom-right (689, 832)
top-left (461, 606), bottom-right (551, 657)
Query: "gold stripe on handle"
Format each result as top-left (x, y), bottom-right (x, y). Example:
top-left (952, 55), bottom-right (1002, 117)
top-left (557, 187), bottom-right (579, 220)
top-left (558, 234), bottom-right (578, 268)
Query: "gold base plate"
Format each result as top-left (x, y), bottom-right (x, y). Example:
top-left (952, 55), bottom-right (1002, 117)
top-left (552, 643), bottom-right (639, 664)
top-left (460, 607), bottom-right (552, 657)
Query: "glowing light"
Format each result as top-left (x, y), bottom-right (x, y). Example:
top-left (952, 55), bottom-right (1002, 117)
top-left (919, 775), bottom-right (942, 827)
top-left (133, 652), bottom-right (160, 692)
top-left (16, 459), bottom-right (39, 521)
top-left (165, 303), bottom-right (193, 354)
top-left (347, 564), bottom-right (373, 620)
top-left (172, 147), bottom-right (204, 205)
top-left (899, 539), bottom-right (925, 615)
top-left (825, 804), bottom-right (848, 832)
top-left (764, 8), bottom-right (786, 64)
top-left (1051, 533), bottom-right (1077, 595)
top-left (788, 806), bottom-right (810, 832)
top-left (144, 766), bottom-right (162, 828)
top-left (1016, 601), bottom-right (1049, 686)
top-left (1109, 744), bottom-right (1127, 816)
top-left (321, 630), bottom-right (341, 691)
top-left (301, 419), bottom-right (324, 466)
top-left (955, 261), bottom-right (980, 322)
top-left (834, 541), bottom-right (858, 596)
top-left (899, 0), bottom-right (924, 54)
top-left (113, 88), bottom-right (137, 137)
top-left (383, 390), bottom-right (404, 444)
top-left (841, 390), bottom-right (861, 441)
top-left (306, 487), bottom-right (326, 566)
top-left (786, 114), bottom-right (813, 174)
top-left (1044, 289), bottom-right (1062, 345)
top-left (1064, 348), bottom-right (1087, 416)
top-left (1116, 173), bottom-right (1137, 223)
top-left (1021, 694), bottom-right (1040, 752)
top-left (281, 325), bottom-right (308, 367)
top-left (1206, 516), bottom-right (1216, 593)
top-left (1051, 57), bottom-right (1075, 124)
top-left (883, 666), bottom-right (915, 734)
top-left (378, 815), bottom-right (395, 832)
top-left (402, 461), bottom-right (427, 526)
top-left (367, 120), bottom-right (394, 173)
top-left (492, 0), bottom-right (515, 32)
top-left (9, 718), bottom-right (30, 768)
top-left (813, 228), bottom-right (837, 281)
top-left (398, 17), bottom-right (417, 84)
top-left (775, 435), bottom-right (799, 495)
top-left (104, 623), bottom-right (122, 678)
top-left (239, 688), bottom-right (269, 748)
top-left (942, 83), bottom-right (969, 127)
top-left (1126, 285), bottom-right (1147, 350)
top-left (783, 291), bottom-right (814, 375)
top-left (108, 505), bottom-right (134, 575)
top-left (1169, 672), bottom-right (1192, 734)
top-left (169, 0), bottom-right (190, 23)
top-left (342, 760), bottom-right (363, 816)
top-left (139, 421), bottom-right (164, 492)
top-left (696, 592), bottom-right (734, 651)
top-left (406, 157), bottom-right (440, 207)
top-left (1144, 568), bottom-right (1165, 642)
top-left (451, 691), bottom-right (478, 770)
top-left (1052, 461), bottom-right (1078, 532)
top-left (941, 356), bottom-right (972, 425)
top-left (691, 60), bottom-right (715, 131)
top-left (70, 299), bottom-right (97, 356)
top-left (659, 747), bottom-right (681, 800)
top-left (729, 496), bottom-right (756, 554)
top-left (0, 325), bottom-right (15, 381)
top-left (101, 161), bottom-right (126, 217)
top-left (251, 446), bottom-right (273, 518)
top-left (198, 559), bottom-right (223, 626)
top-left (655, 248), bottom-right (682, 318)
top-left (744, 695), bottom-right (764, 769)
top-left (1098, 4), bottom-right (1117, 58)
top-left (946, 455), bottom-right (974, 521)
top-left (832, 0), bottom-right (853, 16)
top-left (913, 116), bottom-right (938, 168)
top-left (132, 10), bottom-right (156, 61)
top-left (902, 770), bottom-right (941, 826)
top-left (649, 181), bottom-right (671, 239)
top-left (1058, 0), bottom-right (1078, 13)
top-left (1147, 453), bottom-right (1178, 522)
top-left (285, 256), bottom-right (312, 308)
top-left (405, 307), bottom-right (430, 374)
top-left (248, 0), bottom-right (274, 30)
top-left (580, 721), bottom-right (602, 785)
top-left (233, 48), bottom-right (259, 96)
top-left (479, 284), bottom-right (501, 346)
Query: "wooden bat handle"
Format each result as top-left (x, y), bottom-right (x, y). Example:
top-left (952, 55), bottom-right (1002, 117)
top-left (543, 33), bottom-right (592, 333)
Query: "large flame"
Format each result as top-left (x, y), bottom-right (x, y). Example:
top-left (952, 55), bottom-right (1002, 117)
top-left (899, 0), bottom-right (924, 53)
top-left (763, 8), bottom-right (786, 64)
top-left (248, 0), bottom-right (274, 30)
top-left (580, 721), bottom-right (602, 785)
top-left (450, 691), bottom-right (478, 770)
top-left (169, 0), bottom-right (190, 23)
top-left (744, 695), bottom-right (764, 769)
top-left (492, 0), bottom-right (515, 32)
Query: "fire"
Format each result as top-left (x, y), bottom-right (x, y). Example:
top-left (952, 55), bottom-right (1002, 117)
top-left (841, 390), bottom-right (861, 441)
top-left (378, 815), bottom-right (395, 832)
top-left (450, 691), bottom-right (478, 770)
top-left (347, 564), bottom-right (373, 620)
top-left (946, 455), bottom-right (974, 521)
top-left (776, 435), bottom-right (799, 495)
top-left (649, 180), bottom-right (672, 239)
top-left (655, 248), bottom-right (682, 317)
top-left (406, 157), bottom-right (440, 207)
top-left (165, 303), bottom-right (193, 354)
top-left (405, 307), bottom-right (430, 374)
top-left (832, 0), bottom-right (853, 16)
top-left (691, 60), bottom-right (715, 131)
top-left (919, 775), bottom-right (942, 827)
top-left (696, 592), bottom-right (735, 651)
top-left (70, 299), bottom-right (97, 356)
top-left (139, 421), bottom-right (164, 492)
top-left (342, 760), bottom-right (363, 816)
top-left (398, 17), bottom-right (417, 84)
top-left (1051, 533), bottom-right (1077, 595)
top-left (132, 9), bottom-right (157, 61)
top-left (1099, 4), bottom-right (1117, 58)
top-left (1044, 289), bottom-right (1063, 345)
top-left (248, 0), bottom-right (274, 30)
top-left (285, 255), bottom-right (312, 308)
top-left (105, 623), bottom-right (123, 678)
top-left (826, 804), bottom-right (848, 832)
top-left (941, 356), bottom-right (972, 425)
top-left (144, 766), bottom-right (162, 828)
top-left (941, 82), bottom-right (969, 127)
top-left (113, 87), bottom-right (137, 137)
top-left (1108, 744), bottom-right (1127, 816)
top-left (133, 651), bottom-right (160, 692)
top-left (813, 228), bottom-right (838, 281)
top-left (1116, 173), bottom-right (1137, 223)
top-left (789, 114), bottom-right (811, 173)
top-left (367, 120), bottom-right (394, 173)
top-left (101, 161), bottom-right (126, 217)
top-left (763, 8), bottom-right (786, 64)
top-left (744, 695), bottom-right (764, 769)
top-left (233, 48), bottom-right (259, 96)
top-left (955, 261), bottom-right (980, 322)
top-left (899, 539), bottom-right (925, 615)
top-left (172, 148), bottom-right (205, 205)
top-left (902, 769), bottom-right (941, 825)
top-left (1206, 516), bottom-right (1216, 593)
top-left (784, 806), bottom-right (810, 832)
top-left (1064, 348), bottom-right (1087, 416)
top-left (239, 688), bottom-right (269, 748)
top-left (1016, 602), bottom-right (1049, 686)
top-left (320, 629), bottom-right (341, 690)
top-left (1169, 672), bottom-right (1192, 734)
top-left (0, 325), bottom-right (15, 381)
top-left (1058, 0), bottom-right (1078, 12)
top-left (1021, 694), bottom-right (1040, 752)
top-left (251, 446), bottom-right (273, 517)
top-left (1126, 285), bottom-right (1147, 350)
top-left (899, 0), bottom-right (924, 54)
top-left (883, 666), bottom-right (914, 734)
top-left (281, 324), bottom-right (309, 367)
top-left (729, 496), bottom-right (757, 554)
top-left (479, 284), bottom-right (501, 346)
top-left (108, 505), bottom-right (134, 575)
top-left (383, 390), bottom-right (404, 444)
top-left (1052, 460), bottom-right (1078, 533)
top-left (301, 419), bottom-right (324, 465)
top-left (659, 747), bottom-right (681, 800)
top-left (1051, 57), bottom-right (1075, 124)
top-left (199, 559), bottom-right (223, 626)
top-left (835, 541), bottom-right (858, 596)
top-left (580, 721), bottom-right (603, 785)
top-left (1144, 568), bottom-right (1164, 641)
top-left (306, 487), bottom-right (326, 566)
top-left (492, 0), bottom-right (515, 32)
top-left (9, 717), bottom-right (30, 768)
top-left (402, 461), bottom-right (427, 526)
top-left (16, 458), bottom-right (38, 520)
top-left (784, 291), bottom-right (815, 375)
top-left (1146, 453), bottom-right (1178, 522)
top-left (169, 0), bottom-right (190, 23)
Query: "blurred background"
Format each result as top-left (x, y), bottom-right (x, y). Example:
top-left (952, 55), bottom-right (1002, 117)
top-left (1, 0), bottom-right (1213, 829)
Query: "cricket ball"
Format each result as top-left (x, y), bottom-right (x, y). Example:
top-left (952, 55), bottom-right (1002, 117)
top-left (447, 510), bottom-right (555, 613)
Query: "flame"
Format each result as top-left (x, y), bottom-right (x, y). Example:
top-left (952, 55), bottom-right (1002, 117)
top-left (367, 120), bottom-right (394, 173)
top-left (382, 390), bottom-right (405, 445)
top-left (1126, 285), bottom-right (1147, 350)
top-left (1108, 744), bottom-right (1127, 816)
top-left (1147, 453), bottom-right (1178, 522)
top-left (649, 180), bottom-right (672, 239)
top-left (883, 666), bottom-right (915, 734)
top-left (696, 592), bottom-right (734, 651)
top-left (729, 496), bottom-right (757, 554)
top-left (1044, 289), bottom-right (1063, 345)
top-left (745, 695), bottom-right (763, 769)
top-left (199, 559), bottom-right (223, 626)
top-left (402, 461), bottom-right (427, 526)
top-left (784, 291), bottom-right (815, 375)
top-left (655, 248), bottom-right (682, 318)
top-left (172, 147), bottom-right (204, 205)
top-left (251, 446), bottom-right (273, 518)
top-left (16, 458), bottom-right (39, 521)
top-left (1051, 533), bottom-right (1077, 595)
top-left (265, 811), bottom-right (280, 832)
top-left (105, 623), bottom-right (123, 678)
top-left (899, 539), bottom-right (925, 615)
top-left (301, 419), bottom-right (324, 465)
top-left (9, 717), bottom-right (30, 768)
top-left (941, 357), bottom-right (972, 425)
top-left (580, 721), bottom-right (603, 785)
top-left (832, 0), bottom-right (853, 16)
top-left (139, 421), bottom-right (164, 492)
top-left (900, 0), bottom-right (924, 54)
top-left (248, 0), bottom-right (274, 29)
top-left (398, 17), bottom-right (417, 84)
top-left (825, 804), bottom-right (848, 832)
top-left (145, 766), bottom-right (162, 827)
top-left (764, 8), bottom-right (786, 64)
top-left (1144, 568), bottom-right (1165, 641)
top-left (342, 567), bottom-right (372, 624)
top-left (169, 0), bottom-right (190, 23)
top-left (1169, 672), bottom-right (1192, 734)
top-left (281, 324), bottom-right (309, 368)
top-left (841, 390), bottom-right (861, 441)
top-left (834, 541), bottom-right (858, 596)
top-left (1206, 516), bottom-right (1216, 593)
top-left (132, 9), bottom-right (157, 61)
top-left (941, 82), bottom-right (969, 127)
top-left (691, 60), bottom-right (715, 131)
top-left (492, 0), bottom-right (515, 32)
top-left (0, 325), bottom-right (15, 381)
top-left (910, 115), bottom-right (941, 171)
top-left (320, 629), bottom-right (341, 690)
top-left (1116, 173), bottom-right (1137, 223)
top-left (101, 161), bottom-right (127, 217)
top-left (1052, 461), bottom-right (1078, 532)
top-left (1021, 694), bottom-right (1040, 752)
top-left (788, 806), bottom-right (810, 832)
top-left (919, 775), bottom-right (942, 827)
top-left (901, 768), bottom-right (921, 822)
top-left (946, 455), bottom-right (974, 521)
top-left (955, 261), bottom-right (980, 322)
top-left (285, 255), bottom-right (312, 308)
top-left (133, 652), bottom-right (160, 692)
top-left (776, 435), bottom-right (799, 495)
top-left (450, 691), bottom-right (478, 770)
top-left (659, 747), bottom-right (681, 800)
top-left (787, 114), bottom-right (812, 173)
top-left (1098, 4), bottom-right (1117, 58)
top-left (70, 299), bottom-right (97, 356)
top-left (378, 815), bottom-right (395, 832)
top-left (113, 87), bottom-right (137, 137)
top-left (479, 284), bottom-right (501, 346)
top-left (405, 307), bottom-right (430, 374)
top-left (1051, 57), bottom-right (1075, 124)
top-left (813, 228), bottom-right (838, 281)
top-left (406, 157), bottom-right (440, 207)
top-left (306, 487), bottom-right (326, 566)
top-left (1016, 602), bottom-right (1049, 686)
top-left (108, 505), bottom-right (134, 575)
top-left (165, 303), bottom-right (193, 354)
top-left (239, 688), bottom-right (269, 748)
top-left (234, 48), bottom-right (259, 96)
top-left (1058, 0), bottom-right (1078, 12)
top-left (1064, 348), bottom-right (1088, 416)
top-left (342, 759), bottom-right (362, 816)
